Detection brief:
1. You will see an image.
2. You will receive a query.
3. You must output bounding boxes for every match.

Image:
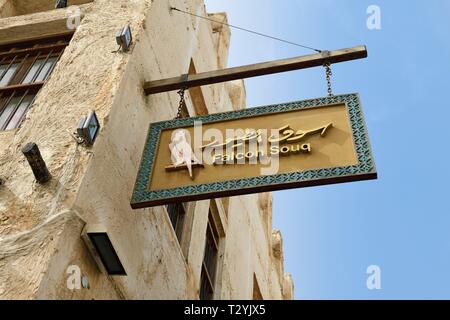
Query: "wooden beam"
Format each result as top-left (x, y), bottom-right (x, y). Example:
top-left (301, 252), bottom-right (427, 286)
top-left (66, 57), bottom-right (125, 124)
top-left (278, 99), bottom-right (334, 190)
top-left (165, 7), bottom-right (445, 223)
top-left (0, 81), bottom-right (44, 94)
top-left (0, 43), bottom-right (69, 60)
top-left (21, 143), bottom-right (51, 184)
top-left (144, 45), bottom-right (368, 95)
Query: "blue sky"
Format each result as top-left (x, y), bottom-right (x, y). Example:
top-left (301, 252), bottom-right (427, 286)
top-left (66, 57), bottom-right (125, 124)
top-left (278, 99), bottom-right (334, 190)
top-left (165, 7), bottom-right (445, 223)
top-left (204, 1), bottom-right (450, 299)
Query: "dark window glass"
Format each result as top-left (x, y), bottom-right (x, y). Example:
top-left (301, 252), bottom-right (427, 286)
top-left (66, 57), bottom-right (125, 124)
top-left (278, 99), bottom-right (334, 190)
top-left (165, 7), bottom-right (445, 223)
top-left (166, 202), bottom-right (186, 243)
top-left (200, 212), bottom-right (220, 300)
top-left (200, 267), bottom-right (214, 300)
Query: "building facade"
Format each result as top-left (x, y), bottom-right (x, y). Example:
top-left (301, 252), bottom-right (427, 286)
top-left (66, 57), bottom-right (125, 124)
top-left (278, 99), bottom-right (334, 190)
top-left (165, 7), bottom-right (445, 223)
top-left (0, 0), bottom-right (293, 299)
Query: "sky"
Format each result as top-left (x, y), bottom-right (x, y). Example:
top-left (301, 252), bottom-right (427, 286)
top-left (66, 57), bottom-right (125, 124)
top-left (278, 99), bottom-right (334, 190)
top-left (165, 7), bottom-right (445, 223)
top-left (204, 0), bottom-right (450, 299)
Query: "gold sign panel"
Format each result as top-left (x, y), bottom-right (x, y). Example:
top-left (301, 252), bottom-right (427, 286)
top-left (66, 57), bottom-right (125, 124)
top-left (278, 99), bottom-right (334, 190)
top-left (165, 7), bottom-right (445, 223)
top-left (131, 94), bottom-right (376, 208)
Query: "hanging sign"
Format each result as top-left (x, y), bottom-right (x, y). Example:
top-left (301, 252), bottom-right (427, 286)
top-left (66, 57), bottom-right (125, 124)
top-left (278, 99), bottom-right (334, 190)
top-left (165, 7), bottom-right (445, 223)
top-left (131, 93), bottom-right (377, 208)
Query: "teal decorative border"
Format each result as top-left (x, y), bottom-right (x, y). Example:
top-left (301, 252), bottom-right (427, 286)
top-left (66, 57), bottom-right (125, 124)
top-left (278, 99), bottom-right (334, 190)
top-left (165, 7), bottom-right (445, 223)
top-left (131, 93), bottom-right (376, 208)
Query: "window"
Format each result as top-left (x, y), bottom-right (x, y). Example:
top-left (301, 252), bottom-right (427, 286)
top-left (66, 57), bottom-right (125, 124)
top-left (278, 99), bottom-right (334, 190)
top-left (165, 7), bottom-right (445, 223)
top-left (0, 33), bottom-right (71, 130)
top-left (200, 211), bottom-right (220, 300)
top-left (166, 202), bottom-right (186, 244)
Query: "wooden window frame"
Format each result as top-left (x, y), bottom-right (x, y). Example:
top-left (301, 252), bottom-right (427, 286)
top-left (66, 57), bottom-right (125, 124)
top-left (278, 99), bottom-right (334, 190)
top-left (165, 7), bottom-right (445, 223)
top-left (0, 33), bottom-right (72, 130)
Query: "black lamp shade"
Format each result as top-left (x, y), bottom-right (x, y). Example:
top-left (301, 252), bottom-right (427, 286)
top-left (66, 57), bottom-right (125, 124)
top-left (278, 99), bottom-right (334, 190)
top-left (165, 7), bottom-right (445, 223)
top-left (77, 111), bottom-right (100, 146)
top-left (55, 0), bottom-right (68, 9)
top-left (87, 232), bottom-right (126, 276)
top-left (116, 25), bottom-right (133, 51)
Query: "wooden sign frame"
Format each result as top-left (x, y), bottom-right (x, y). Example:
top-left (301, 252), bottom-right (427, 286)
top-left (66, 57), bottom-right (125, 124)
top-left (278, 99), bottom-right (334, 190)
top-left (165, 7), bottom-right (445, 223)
top-left (131, 93), bottom-right (377, 209)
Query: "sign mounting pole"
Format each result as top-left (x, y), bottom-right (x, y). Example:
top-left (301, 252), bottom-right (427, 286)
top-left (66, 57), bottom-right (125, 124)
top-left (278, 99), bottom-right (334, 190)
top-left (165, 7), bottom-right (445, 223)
top-left (143, 45), bottom-right (367, 95)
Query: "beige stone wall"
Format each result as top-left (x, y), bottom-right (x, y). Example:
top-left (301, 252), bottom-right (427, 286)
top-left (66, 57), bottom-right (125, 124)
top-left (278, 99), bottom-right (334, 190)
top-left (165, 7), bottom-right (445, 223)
top-left (0, 0), bottom-right (15, 18)
top-left (0, 0), bottom-right (293, 300)
top-left (0, 0), bottom-right (93, 18)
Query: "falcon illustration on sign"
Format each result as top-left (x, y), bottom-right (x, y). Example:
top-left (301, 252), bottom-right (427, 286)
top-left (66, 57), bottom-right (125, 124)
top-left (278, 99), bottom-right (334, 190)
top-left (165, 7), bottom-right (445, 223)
top-left (166, 129), bottom-right (203, 179)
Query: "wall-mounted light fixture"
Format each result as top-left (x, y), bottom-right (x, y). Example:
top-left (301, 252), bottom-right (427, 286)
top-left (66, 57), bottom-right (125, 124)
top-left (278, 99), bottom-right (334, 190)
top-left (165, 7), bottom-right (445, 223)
top-left (76, 111), bottom-right (100, 146)
top-left (81, 224), bottom-right (127, 276)
top-left (55, 0), bottom-right (68, 8)
top-left (116, 25), bottom-right (133, 52)
top-left (21, 143), bottom-right (51, 184)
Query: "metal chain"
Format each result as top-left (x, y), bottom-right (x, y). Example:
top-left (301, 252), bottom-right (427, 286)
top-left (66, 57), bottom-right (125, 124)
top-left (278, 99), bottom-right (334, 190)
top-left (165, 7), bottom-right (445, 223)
top-left (323, 62), bottom-right (333, 96)
top-left (176, 87), bottom-right (186, 119)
